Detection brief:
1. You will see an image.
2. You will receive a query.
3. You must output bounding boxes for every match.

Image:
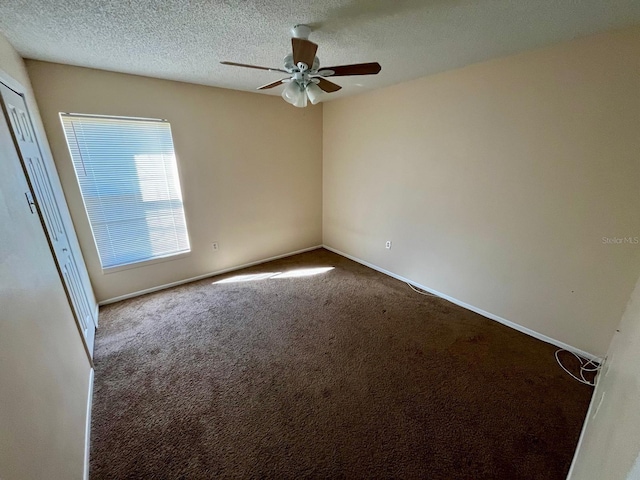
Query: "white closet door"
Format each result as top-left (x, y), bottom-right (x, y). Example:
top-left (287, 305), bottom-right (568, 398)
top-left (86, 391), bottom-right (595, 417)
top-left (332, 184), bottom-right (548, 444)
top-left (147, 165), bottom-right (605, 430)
top-left (0, 81), bottom-right (97, 357)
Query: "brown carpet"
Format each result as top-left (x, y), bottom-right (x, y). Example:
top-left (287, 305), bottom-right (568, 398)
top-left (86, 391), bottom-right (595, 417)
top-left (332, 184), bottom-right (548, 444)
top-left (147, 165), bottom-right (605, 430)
top-left (91, 248), bottom-right (592, 479)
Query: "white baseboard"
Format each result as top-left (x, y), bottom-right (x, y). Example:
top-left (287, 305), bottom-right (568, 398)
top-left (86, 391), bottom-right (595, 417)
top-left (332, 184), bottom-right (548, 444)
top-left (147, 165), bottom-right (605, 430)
top-left (99, 242), bottom-right (598, 360)
top-left (99, 245), bottom-right (323, 306)
top-left (323, 244), bottom-right (599, 360)
top-left (83, 368), bottom-right (94, 480)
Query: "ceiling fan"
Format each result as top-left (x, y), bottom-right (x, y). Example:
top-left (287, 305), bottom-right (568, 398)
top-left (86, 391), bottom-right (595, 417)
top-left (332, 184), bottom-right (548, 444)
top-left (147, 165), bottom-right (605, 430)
top-left (221, 25), bottom-right (382, 107)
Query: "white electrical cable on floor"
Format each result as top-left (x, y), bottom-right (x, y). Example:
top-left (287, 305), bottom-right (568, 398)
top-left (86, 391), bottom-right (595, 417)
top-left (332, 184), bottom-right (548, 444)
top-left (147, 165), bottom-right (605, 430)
top-left (407, 282), bottom-right (439, 297)
top-left (554, 349), bottom-right (601, 386)
top-left (405, 283), bottom-right (601, 386)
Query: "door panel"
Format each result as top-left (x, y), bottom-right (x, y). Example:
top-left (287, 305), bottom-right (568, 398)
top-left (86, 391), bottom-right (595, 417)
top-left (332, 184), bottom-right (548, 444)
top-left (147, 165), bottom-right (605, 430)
top-left (63, 259), bottom-right (91, 332)
top-left (26, 156), bottom-right (64, 242)
top-left (0, 82), bottom-right (96, 356)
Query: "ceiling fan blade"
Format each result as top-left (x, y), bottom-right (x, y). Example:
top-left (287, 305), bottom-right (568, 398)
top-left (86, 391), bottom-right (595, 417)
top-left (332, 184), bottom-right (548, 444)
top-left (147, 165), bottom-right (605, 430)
top-left (292, 38), bottom-right (318, 68)
top-left (257, 79), bottom-right (287, 90)
top-left (319, 62), bottom-right (382, 76)
top-left (317, 78), bottom-right (342, 93)
top-left (220, 61), bottom-right (288, 73)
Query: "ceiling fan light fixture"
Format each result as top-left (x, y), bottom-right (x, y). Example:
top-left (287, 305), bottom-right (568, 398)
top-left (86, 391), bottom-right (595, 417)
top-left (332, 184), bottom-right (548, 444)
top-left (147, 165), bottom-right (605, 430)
top-left (293, 87), bottom-right (308, 108)
top-left (306, 83), bottom-right (323, 105)
top-left (281, 80), bottom-right (302, 105)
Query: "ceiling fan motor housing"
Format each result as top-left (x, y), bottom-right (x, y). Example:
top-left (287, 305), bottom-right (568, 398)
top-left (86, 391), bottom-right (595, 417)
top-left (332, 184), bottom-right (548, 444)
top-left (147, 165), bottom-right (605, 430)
top-left (284, 54), bottom-right (319, 73)
top-left (284, 54), bottom-right (320, 89)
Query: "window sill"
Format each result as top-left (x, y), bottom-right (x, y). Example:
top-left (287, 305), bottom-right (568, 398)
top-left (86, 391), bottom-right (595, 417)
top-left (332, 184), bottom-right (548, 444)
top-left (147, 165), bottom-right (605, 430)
top-left (102, 251), bottom-right (191, 274)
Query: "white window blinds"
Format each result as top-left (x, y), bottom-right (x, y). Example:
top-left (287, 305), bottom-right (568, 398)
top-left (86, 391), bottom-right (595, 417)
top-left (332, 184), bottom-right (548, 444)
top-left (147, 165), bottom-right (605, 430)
top-left (60, 114), bottom-right (190, 269)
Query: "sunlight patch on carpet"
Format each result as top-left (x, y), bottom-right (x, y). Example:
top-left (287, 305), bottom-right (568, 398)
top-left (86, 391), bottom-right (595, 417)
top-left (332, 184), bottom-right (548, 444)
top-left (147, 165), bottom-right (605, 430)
top-left (213, 267), bottom-right (334, 284)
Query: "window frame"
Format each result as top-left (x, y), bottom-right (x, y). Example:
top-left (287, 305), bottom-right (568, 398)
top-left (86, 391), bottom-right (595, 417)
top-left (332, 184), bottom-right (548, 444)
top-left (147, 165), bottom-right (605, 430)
top-left (59, 112), bottom-right (191, 273)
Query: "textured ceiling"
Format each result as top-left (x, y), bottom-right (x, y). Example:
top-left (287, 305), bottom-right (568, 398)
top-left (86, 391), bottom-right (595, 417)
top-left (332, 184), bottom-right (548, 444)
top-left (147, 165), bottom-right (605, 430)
top-left (1, 1), bottom-right (640, 100)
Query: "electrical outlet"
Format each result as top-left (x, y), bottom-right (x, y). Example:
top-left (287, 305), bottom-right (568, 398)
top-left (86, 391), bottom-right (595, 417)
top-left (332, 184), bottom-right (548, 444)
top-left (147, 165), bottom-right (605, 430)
top-left (385, 241), bottom-right (392, 249)
top-left (212, 242), bottom-right (219, 251)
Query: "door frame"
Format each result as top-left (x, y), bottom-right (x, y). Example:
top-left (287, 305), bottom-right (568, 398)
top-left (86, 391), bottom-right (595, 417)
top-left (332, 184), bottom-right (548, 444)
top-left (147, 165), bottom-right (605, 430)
top-left (0, 67), bottom-right (98, 365)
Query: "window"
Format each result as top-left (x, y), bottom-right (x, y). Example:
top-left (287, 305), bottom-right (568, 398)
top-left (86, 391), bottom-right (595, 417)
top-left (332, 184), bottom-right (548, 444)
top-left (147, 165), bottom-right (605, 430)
top-left (60, 113), bottom-right (190, 270)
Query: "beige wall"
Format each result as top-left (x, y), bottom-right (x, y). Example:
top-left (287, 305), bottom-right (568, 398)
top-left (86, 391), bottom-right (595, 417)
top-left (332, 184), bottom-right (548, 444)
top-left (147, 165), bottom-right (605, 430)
top-left (569, 272), bottom-right (640, 479)
top-left (26, 61), bottom-right (323, 302)
top-left (3, 20), bottom-right (639, 480)
top-left (0, 34), bottom-right (91, 480)
top-left (323, 26), bottom-right (640, 355)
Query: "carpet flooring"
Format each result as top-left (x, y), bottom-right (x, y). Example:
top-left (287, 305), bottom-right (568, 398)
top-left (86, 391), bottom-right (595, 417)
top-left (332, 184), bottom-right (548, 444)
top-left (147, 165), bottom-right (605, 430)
top-left (91, 248), bottom-right (593, 479)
